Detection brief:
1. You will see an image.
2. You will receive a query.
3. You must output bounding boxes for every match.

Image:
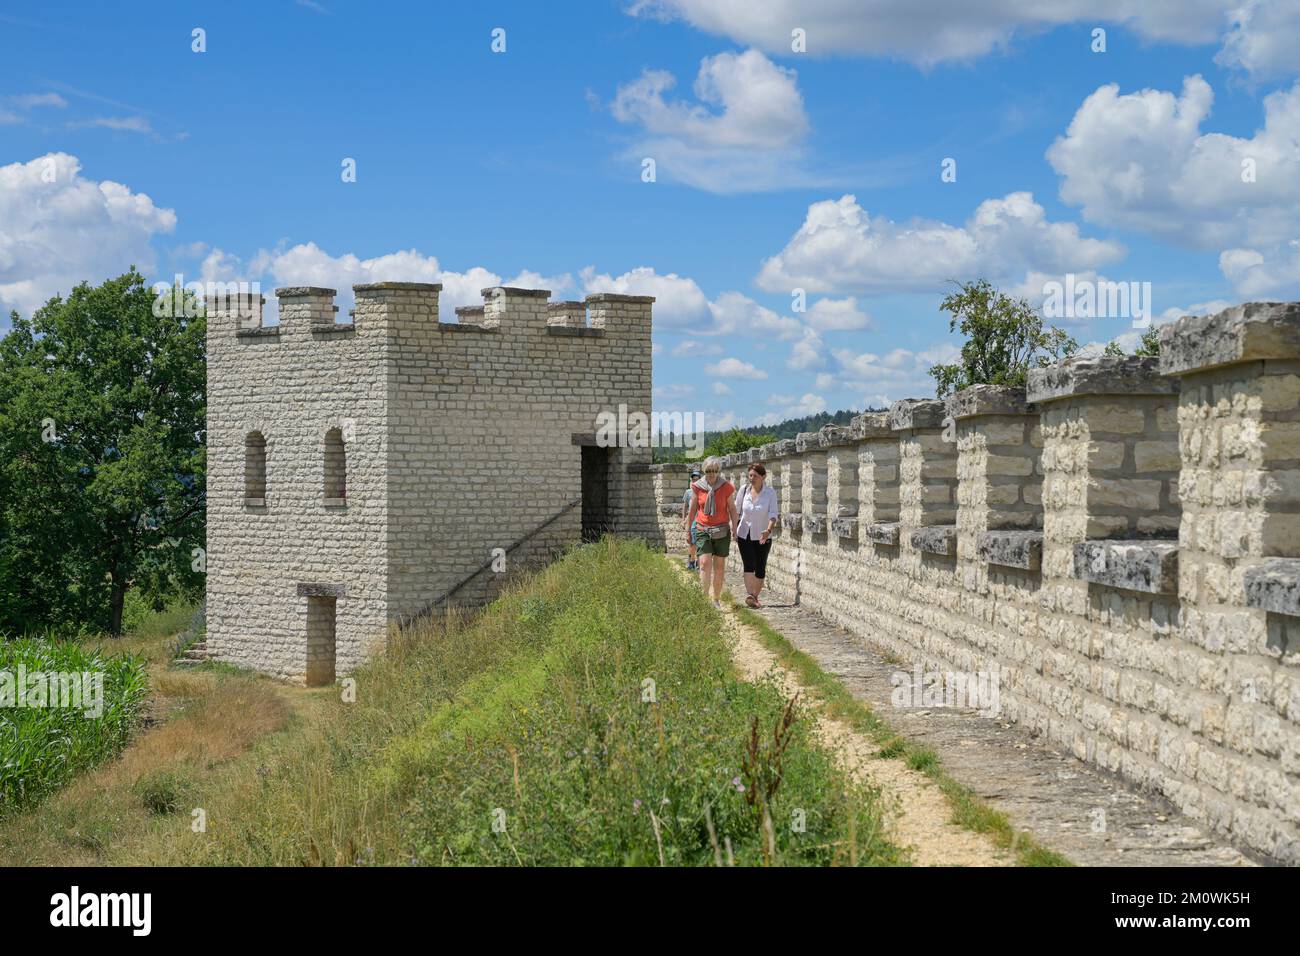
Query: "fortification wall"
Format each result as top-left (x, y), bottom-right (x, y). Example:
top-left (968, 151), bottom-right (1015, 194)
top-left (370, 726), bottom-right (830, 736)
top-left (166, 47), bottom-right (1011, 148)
top-left (649, 302), bottom-right (1300, 863)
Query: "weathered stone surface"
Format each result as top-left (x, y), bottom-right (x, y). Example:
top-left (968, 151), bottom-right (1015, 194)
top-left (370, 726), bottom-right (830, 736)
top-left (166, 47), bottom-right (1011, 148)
top-left (1027, 355), bottom-right (1178, 403)
top-left (352, 282), bottom-right (442, 292)
top-left (782, 512), bottom-right (803, 532)
top-left (768, 438), bottom-right (797, 459)
top-left (804, 514), bottom-right (828, 534)
top-left (1244, 558), bottom-right (1300, 618)
top-left (276, 286), bottom-right (337, 297)
top-left (946, 384), bottom-right (1029, 420)
top-left (889, 398), bottom-right (946, 431)
top-left (831, 516), bottom-right (858, 540)
top-left (866, 521), bottom-right (900, 545)
top-left (795, 431), bottom-right (823, 453)
top-left (1073, 539), bottom-right (1179, 594)
top-left (819, 424), bottom-right (856, 447)
top-left (911, 524), bottom-right (957, 556)
top-left (1160, 301), bottom-right (1300, 376)
top-left (976, 529), bottom-right (1043, 571)
top-left (850, 411), bottom-right (893, 440)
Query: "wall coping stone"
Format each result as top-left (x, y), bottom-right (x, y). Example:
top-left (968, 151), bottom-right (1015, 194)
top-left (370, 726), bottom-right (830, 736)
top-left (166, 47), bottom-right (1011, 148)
top-left (851, 411), bottom-right (893, 439)
top-left (275, 286), bottom-right (336, 297)
top-left (1159, 301), bottom-right (1300, 376)
top-left (352, 282), bottom-right (442, 292)
top-left (946, 384), bottom-right (1030, 420)
top-left (795, 431), bottom-right (826, 453)
top-left (976, 529), bottom-right (1043, 571)
top-left (804, 514), bottom-right (828, 534)
top-left (585, 293), bottom-right (656, 304)
top-left (1243, 558), bottom-right (1300, 618)
top-left (819, 424), bottom-right (857, 447)
top-left (767, 439), bottom-right (798, 459)
top-left (481, 286), bottom-right (552, 298)
top-left (1027, 355), bottom-right (1177, 403)
top-left (782, 513), bottom-right (803, 531)
top-left (867, 522), bottom-right (900, 546)
top-left (1073, 539), bottom-right (1178, 594)
top-left (889, 398), bottom-right (946, 431)
top-left (235, 326), bottom-right (279, 339)
top-left (911, 524), bottom-right (957, 555)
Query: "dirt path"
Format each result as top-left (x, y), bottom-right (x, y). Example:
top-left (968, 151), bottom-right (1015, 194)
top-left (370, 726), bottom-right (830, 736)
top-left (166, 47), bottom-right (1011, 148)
top-left (675, 560), bottom-right (1011, 866)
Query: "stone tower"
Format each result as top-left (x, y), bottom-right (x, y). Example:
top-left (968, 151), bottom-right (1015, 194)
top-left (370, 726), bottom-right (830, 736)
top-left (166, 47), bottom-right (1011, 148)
top-left (205, 282), bottom-right (655, 683)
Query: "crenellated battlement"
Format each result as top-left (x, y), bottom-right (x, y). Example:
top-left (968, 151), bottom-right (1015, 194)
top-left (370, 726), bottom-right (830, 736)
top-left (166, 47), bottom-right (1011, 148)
top-left (646, 300), bottom-right (1300, 863)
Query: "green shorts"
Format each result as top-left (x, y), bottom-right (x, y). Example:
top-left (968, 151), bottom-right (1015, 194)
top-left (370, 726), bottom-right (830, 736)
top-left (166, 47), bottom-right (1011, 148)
top-left (693, 525), bottom-right (731, 557)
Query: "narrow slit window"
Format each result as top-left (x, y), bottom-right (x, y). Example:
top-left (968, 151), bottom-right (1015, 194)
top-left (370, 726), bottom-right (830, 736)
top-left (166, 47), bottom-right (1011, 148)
top-left (245, 431), bottom-right (267, 502)
top-left (324, 428), bottom-right (346, 501)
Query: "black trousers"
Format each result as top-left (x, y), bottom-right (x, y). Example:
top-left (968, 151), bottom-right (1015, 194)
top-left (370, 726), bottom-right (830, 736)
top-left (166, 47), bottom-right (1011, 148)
top-left (737, 535), bottom-right (772, 578)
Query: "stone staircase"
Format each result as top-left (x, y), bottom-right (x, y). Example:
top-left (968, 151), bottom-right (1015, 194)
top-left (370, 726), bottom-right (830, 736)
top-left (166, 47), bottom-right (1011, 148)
top-left (173, 638), bottom-right (209, 666)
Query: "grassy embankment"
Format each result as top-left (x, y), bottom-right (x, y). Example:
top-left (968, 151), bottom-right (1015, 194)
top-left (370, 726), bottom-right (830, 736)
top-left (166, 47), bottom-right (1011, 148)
top-left (1, 538), bottom-right (902, 866)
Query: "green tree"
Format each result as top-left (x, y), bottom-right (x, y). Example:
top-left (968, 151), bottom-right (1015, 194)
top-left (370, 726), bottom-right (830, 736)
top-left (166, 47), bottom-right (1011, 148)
top-left (1103, 326), bottom-right (1161, 358)
top-left (0, 270), bottom-right (206, 635)
top-left (928, 280), bottom-right (1078, 397)
top-left (698, 428), bottom-right (779, 460)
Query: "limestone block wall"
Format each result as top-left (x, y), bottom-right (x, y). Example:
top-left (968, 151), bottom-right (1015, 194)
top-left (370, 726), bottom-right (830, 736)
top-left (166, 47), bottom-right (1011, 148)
top-left (206, 289), bottom-right (390, 682)
top-left (208, 283), bottom-right (655, 684)
top-left (701, 303), bottom-right (1300, 863)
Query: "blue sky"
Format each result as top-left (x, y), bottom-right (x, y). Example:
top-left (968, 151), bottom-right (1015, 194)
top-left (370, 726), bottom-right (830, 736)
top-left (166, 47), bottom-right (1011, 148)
top-left (2, 1), bottom-right (1298, 429)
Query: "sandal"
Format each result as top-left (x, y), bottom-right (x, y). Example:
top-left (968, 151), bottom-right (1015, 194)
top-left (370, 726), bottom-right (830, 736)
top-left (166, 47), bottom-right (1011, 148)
top-left (745, 595), bottom-right (758, 608)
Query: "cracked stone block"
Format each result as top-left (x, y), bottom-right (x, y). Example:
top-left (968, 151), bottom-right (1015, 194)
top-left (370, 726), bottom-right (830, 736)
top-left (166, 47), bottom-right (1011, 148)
top-left (804, 514), bottom-right (828, 534)
top-left (1160, 301), bottom-right (1300, 376)
top-left (976, 529), bottom-right (1044, 571)
top-left (911, 524), bottom-right (957, 556)
top-left (866, 522), bottom-right (900, 545)
top-left (1244, 558), bottom-right (1300, 618)
top-left (1073, 539), bottom-right (1179, 594)
top-left (831, 517), bottom-right (858, 540)
top-left (782, 512), bottom-right (803, 532)
top-left (889, 398), bottom-right (946, 431)
top-left (1027, 355), bottom-right (1178, 403)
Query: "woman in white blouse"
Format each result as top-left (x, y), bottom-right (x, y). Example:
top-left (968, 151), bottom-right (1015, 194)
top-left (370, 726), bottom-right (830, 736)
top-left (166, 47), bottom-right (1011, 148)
top-left (734, 462), bottom-right (779, 607)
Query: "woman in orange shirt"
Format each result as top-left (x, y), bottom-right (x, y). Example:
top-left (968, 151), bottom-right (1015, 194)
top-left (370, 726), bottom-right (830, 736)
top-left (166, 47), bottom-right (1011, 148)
top-left (685, 456), bottom-right (738, 608)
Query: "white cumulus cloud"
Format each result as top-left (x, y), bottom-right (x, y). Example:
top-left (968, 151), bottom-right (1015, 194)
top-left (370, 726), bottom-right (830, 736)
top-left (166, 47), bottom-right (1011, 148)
top-left (611, 49), bottom-right (816, 192)
top-left (627, 1), bottom-right (1294, 77)
top-left (757, 192), bottom-right (1122, 295)
top-left (0, 153), bottom-right (176, 320)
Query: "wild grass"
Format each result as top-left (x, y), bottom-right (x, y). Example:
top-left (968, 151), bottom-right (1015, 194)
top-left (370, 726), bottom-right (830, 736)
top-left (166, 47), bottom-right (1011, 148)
top-left (729, 602), bottom-right (1072, 867)
top-left (127, 538), bottom-right (901, 866)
